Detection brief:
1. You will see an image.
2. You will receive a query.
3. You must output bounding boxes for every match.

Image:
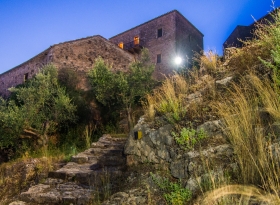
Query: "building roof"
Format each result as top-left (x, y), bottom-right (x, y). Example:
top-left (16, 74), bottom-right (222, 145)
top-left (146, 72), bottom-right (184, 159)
top-left (110, 10), bottom-right (203, 39)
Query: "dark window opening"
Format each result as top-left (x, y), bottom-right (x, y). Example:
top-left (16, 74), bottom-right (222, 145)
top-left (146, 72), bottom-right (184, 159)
top-left (24, 73), bottom-right (29, 82)
top-left (157, 28), bottom-right (163, 38)
top-left (65, 56), bottom-right (68, 60)
top-left (157, 54), bottom-right (161, 64)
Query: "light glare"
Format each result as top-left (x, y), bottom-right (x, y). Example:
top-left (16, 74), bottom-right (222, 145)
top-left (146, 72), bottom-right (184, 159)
top-left (175, 56), bottom-right (182, 65)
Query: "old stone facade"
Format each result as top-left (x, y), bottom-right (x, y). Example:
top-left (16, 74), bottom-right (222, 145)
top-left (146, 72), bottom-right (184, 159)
top-left (0, 35), bottom-right (134, 97)
top-left (110, 10), bottom-right (204, 78)
top-left (0, 10), bottom-right (203, 97)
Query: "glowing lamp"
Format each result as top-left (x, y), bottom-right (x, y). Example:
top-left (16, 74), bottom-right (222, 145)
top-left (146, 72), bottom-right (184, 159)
top-left (175, 56), bottom-right (182, 65)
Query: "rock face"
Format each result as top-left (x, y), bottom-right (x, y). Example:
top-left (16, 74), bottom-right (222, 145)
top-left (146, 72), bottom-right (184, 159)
top-left (10, 135), bottom-right (127, 205)
top-left (124, 117), bottom-right (235, 193)
top-left (125, 117), bottom-right (174, 165)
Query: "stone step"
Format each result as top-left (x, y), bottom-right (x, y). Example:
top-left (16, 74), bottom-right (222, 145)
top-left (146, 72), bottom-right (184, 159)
top-left (92, 135), bottom-right (127, 148)
top-left (71, 147), bottom-right (124, 164)
top-left (11, 134), bottom-right (128, 205)
top-left (19, 183), bottom-right (94, 205)
top-left (49, 157), bottom-right (126, 184)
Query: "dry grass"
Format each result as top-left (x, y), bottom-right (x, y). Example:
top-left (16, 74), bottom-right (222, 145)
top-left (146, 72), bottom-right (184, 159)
top-left (198, 185), bottom-right (280, 205)
top-left (214, 73), bottom-right (280, 203)
top-left (193, 50), bottom-right (223, 77)
top-left (226, 8), bottom-right (280, 75)
top-left (143, 74), bottom-right (189, 122)
top-left (0, 154), bottom-right (64, 204)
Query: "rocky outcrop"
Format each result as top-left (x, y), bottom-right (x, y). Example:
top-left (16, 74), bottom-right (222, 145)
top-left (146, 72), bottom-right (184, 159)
top-left (10, 135), bottom-right (127, 205)
top-left (124, 116), bottom-right (235, 193)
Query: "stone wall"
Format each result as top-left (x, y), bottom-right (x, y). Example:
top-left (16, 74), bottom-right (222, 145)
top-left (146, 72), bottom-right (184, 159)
top-left (175, 12), bottom-right (204, 66)
top-left (110, 10), bottom-right (203, 79)
top-left (124, 116), bottom-right (234, 194)
top-left (0, 10), bottom-right (204, 97)
top-left (0, 35), bottom-right (134, 97)
top-left (51, 35), bottom-right (134, 90)
top-left (0, 48), bottom-right (51, 97)
top-left (223, 25), bottom-right (253, 50)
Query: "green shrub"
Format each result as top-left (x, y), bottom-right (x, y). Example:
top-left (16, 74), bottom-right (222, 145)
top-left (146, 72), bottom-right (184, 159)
top-left (150, 173), bottom-right (192, 205)
top-left (171, 127), bottom-right (206, 150)
top-left (0, 64), bottom-right (76, 150)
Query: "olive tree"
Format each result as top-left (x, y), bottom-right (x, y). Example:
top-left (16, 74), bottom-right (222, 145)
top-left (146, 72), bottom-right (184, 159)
top-left (0, 64), bottom-right (76, 148)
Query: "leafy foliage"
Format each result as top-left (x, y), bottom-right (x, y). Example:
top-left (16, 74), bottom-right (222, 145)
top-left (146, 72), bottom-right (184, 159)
top-left (0, 64), bottom-right (76, 149)
top-left (150, 173), bottom-right (192, 205)
top-left (88, 48), bottom-right (155, 130)
top-left (171, 127), bottom-right (206, 150)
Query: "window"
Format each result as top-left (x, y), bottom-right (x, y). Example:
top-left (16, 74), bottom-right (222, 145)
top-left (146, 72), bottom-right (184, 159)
top-left (24, 73), bottom-right (29, 82)
top-left (157, 28), bottom-right (163, 38)
top-left (157, 54), bottom-right (161, 64)
top-left (118, 42), bottom-right (124, 49)
top-left (134, 36), bottom-right (139, 45)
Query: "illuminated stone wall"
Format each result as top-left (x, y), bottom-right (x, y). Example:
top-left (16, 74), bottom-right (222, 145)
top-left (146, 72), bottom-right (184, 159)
top-left (110, 10), bottom-right (203, 78)
top-left (0, 10), bottom-right (204, 97)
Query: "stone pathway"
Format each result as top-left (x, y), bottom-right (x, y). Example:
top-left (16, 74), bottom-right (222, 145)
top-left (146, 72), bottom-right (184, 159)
top-left (10, 134), bottom-right (127, 205)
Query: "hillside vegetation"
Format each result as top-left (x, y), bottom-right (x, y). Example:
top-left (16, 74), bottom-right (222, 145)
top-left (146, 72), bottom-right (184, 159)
top-left (141, 8), bottom-right (280, 204)
top-left (0, 7), bottom-right (280, 205)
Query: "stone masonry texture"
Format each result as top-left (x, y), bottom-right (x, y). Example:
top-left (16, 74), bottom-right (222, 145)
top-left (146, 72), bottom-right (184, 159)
top-left (0, 10), bottom-right (203, 97)
top-left (110, 10), bottom-right (203, 79)
top-left (0, 35), bottom-right (134, 97)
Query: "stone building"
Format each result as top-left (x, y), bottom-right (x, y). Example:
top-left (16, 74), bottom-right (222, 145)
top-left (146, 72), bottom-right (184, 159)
top-left (0, 35), bottom-right (134, 97)
top-left (0, 10), bottom-right (203, 97)
top-left (110, 10), bottom-right (204, 78)
top-left (223, 8), bottom-right (278, 54)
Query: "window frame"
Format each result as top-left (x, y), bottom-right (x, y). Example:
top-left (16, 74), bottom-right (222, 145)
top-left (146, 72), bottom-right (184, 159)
top-left (24, 73), bottom-right (29, 82)
top-left (157, 28), bottom-right (163, 38)
top-left (156, 54), bottom-right (162, 64)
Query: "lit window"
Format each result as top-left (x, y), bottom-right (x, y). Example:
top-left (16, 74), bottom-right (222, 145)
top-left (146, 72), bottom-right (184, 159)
top-left (157, 28), bottom-right (162, 38)
top-left (134, 36), bottom-right (139, 45)
top-left (118, 42), bottom-right (124, 49)
top-left (157, 54), bottom-right (161, 64)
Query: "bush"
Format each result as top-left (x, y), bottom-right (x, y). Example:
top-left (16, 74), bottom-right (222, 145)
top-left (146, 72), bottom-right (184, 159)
top-left (171, 127), bottom-right (206, 150)
top-left (150, 173), bottom-right (192, 205)
top-left (0, 64), bottom-right (76, 150)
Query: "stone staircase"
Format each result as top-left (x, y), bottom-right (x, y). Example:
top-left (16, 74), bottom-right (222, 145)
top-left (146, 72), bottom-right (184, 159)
top-left (11, 134), bottom-right (127, 205)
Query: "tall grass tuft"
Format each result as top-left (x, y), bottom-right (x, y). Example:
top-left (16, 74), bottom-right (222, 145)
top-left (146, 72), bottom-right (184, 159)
top-left (200, 185), bottom-right (279, 205)
top-left (215, 73), bottom-right (280, 202)
top-left (144, 74), bottom-right (188, 122)
top-left (194, 50), bottom-right (222, 76)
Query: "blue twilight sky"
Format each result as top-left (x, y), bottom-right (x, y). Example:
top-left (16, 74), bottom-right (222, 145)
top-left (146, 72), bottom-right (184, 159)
top-left (0, 0), bottom-right (279, 74)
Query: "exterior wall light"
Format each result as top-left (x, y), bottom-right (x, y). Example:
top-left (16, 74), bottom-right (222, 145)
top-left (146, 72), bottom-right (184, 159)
top-left (175, 56), bottom-right (182, 65)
